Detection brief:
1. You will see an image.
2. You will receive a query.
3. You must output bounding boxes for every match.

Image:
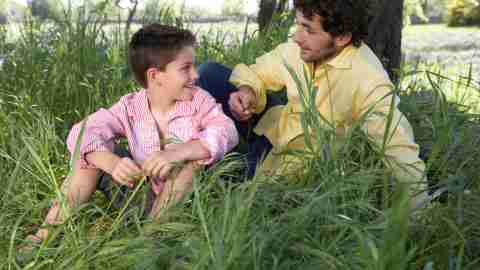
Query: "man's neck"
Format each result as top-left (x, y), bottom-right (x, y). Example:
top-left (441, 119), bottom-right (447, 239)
top-left (314, 46), bottom-right (347, 67)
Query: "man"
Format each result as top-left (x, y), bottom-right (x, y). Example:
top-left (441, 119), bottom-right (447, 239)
top-left (197, 0), bottom-right (426, 204)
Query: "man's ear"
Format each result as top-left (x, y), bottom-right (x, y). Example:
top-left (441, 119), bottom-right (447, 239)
top-left (334, 33), bottom-right (352, 48)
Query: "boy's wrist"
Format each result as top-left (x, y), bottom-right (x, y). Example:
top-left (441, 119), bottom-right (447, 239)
top-left (86, 151), bottom-right (121, 175)
top-left (106, 155), bottom-right (121, 175)
top-left (164, 140), bottom-right (210, 163)
top-left (166, 147), bottom-right (188, 163)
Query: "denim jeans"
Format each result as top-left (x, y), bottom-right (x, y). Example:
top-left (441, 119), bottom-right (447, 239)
top-left (196, 61), bottom-right (287, 178)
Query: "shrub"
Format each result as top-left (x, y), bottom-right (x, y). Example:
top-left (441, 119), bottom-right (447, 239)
top-left (221, 0), bottom-right (246, 17)
top-left (447, 0), bottom-right (480, 26)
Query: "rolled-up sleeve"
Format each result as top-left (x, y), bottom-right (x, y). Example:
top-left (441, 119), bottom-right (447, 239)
top-left (193, 92), bottom-right (239, 165)
top-left (66, 101), bottom-right (126, 169)
top-left (229, 43), bottom-right (287, 114)
top-left (355, 80), bottom-right (427, 195)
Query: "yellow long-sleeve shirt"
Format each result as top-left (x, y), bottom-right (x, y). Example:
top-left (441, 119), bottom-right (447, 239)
top-left (230, 41), bottom-right (426, 193)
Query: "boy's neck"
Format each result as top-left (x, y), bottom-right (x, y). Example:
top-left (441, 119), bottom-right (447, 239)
top-left (147, 89), bottom-right (175, 115)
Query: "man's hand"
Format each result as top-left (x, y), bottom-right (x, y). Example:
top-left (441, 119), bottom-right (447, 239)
top-left (228, 86), bottom-right (256, 121)
top-left (142, 150), bottom-right (184, 180)
top-left (110, 157), bottom-right (143, 188)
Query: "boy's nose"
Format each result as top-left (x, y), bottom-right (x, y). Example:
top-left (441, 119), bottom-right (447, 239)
top-left (191, 67), bottom-right (199, 81)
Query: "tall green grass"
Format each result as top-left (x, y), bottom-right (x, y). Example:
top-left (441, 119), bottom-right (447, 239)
top-left (0, 5), bottom-right (479, 270)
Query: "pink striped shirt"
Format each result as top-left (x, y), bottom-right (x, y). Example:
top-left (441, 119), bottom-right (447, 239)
top-left (66, 86), bottom-right (239, 194)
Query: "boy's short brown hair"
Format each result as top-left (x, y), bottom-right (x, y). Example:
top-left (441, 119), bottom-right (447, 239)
top-left (128, 24), bottom-right (196, 88)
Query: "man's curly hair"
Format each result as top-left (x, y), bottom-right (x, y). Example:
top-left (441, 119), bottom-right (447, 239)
top-left (128, 24), bottom-right (196, 88)
top-left (293, 0), bottom-right (370, 47)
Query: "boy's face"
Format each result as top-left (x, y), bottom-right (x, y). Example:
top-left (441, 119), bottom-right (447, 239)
top-left (154, 46), bottom-right (198, 102)
top-left (293, 10), bottom-right (350, 63)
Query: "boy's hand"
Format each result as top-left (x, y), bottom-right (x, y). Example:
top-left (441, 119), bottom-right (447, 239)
top-left (111, 157), bottom-right (143, 188)
top-left (142, 150), bottom-right (184, 179)
top-left (229, 86), bottom-right (256, 121)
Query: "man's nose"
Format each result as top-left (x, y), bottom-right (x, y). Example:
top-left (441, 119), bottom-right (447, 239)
top-left (293, 30), bottom-right (303, 45)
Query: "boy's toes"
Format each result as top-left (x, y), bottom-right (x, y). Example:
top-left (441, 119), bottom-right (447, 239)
top-left (17, 234), bottom-right (44, 253)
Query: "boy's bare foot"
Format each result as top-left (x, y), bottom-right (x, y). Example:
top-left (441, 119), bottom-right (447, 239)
top-left (18, 228), bottom-right (49, 253)
top-left (18, 235), bottom-right (43, 253)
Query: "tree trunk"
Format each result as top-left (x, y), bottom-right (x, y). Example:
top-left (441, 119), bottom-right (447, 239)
top-left (258, 0), bottom-right (277, 33)
top-left (115, 0), bottom-right (139, 50)
top-left (366, 0), bottom-right (404, 84)
top-left (125, 0), bottom-right (138, 42)
top-left (0, 14), bottom-right (6, 25)
top-left (276, 0), bottom-right (288, 13)
top-left (29, 0), bottom-right (50, 20)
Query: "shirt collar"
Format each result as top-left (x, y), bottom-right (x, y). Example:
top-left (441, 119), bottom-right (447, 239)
top-left (324, 44), bottom-right (356, 69)
top-left (303, 43), bottom-right (358, 79)
top-left (126, 89), bottom-right (149, 119)
top-left (169, 86), bottom-right (199, 120)
top-left (126, 87), bottom-right (198, 121)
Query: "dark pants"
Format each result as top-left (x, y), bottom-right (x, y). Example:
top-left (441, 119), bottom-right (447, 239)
top-left (96, 147), bottom-right (154, 216)
top-left (196, 62), bottom-right (287, 178)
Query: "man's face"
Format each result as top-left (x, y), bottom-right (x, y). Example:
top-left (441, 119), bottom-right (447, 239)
top-left (293, 10), bottom-right (337, 63)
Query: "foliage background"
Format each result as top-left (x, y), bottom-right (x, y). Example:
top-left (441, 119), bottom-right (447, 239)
top-left (0, 1), bottom-right (479, 269)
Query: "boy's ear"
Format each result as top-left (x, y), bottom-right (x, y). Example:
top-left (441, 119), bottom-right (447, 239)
top-left (146, 67), bottom-right (161, 85)
top-left (334, 33), bottom-right (352, 48)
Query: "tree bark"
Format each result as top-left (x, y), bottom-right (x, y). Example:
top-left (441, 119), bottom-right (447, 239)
top-left (366, 0), bottom-right (404, 84)
top-left (276, 0), bottom-right (288, 13)
top-left (115, 0), bottom-right (138, 49)
top-left (29, 0), bottom-right (50, 20)
top-left (125, 0), bottom-right (138, 38)
top-left (258, 0), bottom-right (277, 33)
